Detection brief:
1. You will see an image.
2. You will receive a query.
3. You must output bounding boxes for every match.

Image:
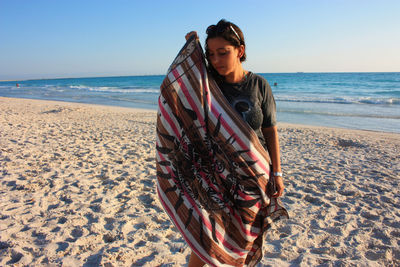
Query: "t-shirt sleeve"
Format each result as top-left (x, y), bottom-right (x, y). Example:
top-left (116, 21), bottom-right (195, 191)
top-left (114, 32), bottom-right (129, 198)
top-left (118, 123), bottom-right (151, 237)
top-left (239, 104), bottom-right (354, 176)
top-left (261, 80), bottom-right (277, 128)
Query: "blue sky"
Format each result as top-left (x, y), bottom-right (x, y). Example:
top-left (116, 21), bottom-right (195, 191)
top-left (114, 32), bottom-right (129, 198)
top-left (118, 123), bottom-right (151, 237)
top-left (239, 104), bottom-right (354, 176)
top-left (0, 0), bottom-right (399, 80)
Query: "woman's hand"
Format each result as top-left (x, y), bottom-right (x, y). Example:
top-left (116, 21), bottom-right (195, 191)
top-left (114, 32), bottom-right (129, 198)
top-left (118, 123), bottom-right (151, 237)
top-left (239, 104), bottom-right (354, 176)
top-left (272, 175), bottom-right (285, 198)
top-left (185, 31), bottom-right (198, 41)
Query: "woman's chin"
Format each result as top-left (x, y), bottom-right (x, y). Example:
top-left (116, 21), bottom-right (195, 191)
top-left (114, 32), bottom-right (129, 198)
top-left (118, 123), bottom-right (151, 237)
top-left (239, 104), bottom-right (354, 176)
top-left (216, 69), bottom-right (227, 76)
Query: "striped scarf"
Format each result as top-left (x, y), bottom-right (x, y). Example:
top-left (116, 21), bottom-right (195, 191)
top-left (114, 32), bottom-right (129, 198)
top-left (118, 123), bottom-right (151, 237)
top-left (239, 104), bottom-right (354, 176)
top-left (156, 36), bottom-right (288, 267)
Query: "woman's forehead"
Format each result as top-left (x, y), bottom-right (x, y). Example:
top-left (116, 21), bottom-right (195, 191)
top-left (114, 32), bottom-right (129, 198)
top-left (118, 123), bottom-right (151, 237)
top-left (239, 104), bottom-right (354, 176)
top-left (207, 37), bottom-right (234, 50)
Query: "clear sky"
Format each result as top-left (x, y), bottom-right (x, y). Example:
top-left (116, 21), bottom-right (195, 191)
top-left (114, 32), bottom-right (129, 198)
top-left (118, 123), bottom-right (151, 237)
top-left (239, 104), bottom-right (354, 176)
top-left (1, 0), bottom-right (399, 80)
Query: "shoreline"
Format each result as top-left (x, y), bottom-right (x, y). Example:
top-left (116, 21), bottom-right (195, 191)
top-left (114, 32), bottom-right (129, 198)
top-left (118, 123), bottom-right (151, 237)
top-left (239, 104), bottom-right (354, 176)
top-left (0, 97), bottom-right (157, 114)
top-left (1, 97), bottom-right (399, 266)
top-left (1, 96), bottom-right (399, 136)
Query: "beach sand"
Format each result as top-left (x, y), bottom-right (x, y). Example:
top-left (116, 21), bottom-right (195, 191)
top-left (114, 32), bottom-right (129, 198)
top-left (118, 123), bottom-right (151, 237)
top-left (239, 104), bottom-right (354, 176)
top-left (0, 97), bottom-right (399, 266)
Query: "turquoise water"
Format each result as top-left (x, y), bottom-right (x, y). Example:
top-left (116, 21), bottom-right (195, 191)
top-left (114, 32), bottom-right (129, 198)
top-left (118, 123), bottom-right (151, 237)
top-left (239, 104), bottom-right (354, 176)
top-left (261, 72), bottom-right (400, 133)
top-left (0, 72), bottom-right (399, 133)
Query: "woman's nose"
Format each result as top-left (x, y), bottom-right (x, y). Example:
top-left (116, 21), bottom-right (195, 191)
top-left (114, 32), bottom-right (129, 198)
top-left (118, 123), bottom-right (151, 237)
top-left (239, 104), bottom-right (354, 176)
top-left (211, 55), bottom-right (219, 64)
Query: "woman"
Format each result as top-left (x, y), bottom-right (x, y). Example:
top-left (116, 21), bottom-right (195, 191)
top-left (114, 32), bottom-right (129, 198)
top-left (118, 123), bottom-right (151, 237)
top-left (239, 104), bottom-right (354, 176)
top-left (185, 19), bottom-right (285, 267)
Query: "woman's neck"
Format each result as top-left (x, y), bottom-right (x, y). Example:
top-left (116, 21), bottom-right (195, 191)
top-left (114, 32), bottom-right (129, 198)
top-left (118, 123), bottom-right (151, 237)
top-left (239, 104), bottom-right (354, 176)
top-left (225, 66), bottom-right (246, 83)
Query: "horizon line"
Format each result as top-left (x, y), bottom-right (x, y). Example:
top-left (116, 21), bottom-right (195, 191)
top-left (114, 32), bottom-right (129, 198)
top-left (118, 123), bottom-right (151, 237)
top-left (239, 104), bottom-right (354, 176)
top-left (1, 71), bottom-right (400, 82)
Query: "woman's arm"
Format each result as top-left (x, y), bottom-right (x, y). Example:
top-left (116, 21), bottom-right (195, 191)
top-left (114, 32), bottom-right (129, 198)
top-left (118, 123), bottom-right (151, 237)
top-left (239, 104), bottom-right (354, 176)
top-left (262, 125), bottom-right (285, 197)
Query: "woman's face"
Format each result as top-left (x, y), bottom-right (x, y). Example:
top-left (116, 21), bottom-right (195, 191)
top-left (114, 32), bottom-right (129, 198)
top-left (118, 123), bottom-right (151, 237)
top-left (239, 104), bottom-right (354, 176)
top-left (207, 37), bottom-right (243, 77)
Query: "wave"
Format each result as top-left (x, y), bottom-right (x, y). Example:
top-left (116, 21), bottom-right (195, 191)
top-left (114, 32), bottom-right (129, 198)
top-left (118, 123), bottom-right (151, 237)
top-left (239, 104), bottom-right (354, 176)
top-left (106, 96), bottom-right (158, 105)
top-left (278, 108), bottom-right (400, 119)
top-left (69, 85), bottom-right (159, 94)
top-left (376, 90), bottom-right (400, 96)
top-left (275, 96), bottom-right (400, 105)
top-left (0, 85), bottom-right (14, 90)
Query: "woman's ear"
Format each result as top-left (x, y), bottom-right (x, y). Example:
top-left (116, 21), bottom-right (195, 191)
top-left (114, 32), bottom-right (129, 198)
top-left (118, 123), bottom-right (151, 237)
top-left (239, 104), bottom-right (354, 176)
top-left (238, 45), bottom-right (245, 58)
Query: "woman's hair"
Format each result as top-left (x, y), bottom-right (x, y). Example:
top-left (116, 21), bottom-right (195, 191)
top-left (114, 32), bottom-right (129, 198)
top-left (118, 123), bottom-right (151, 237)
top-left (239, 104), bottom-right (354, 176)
top-left (205, 19), bottom-right (246, 62)
top-left (205, 19), bottom-right (246, 83)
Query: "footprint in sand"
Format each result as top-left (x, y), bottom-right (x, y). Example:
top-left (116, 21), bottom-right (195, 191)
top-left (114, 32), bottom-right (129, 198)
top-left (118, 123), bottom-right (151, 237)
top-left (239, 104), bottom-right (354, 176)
top-left (51, 226), bottom-right (61, 233)
top-left (145, 233), bottom-right (160, 242)
top-left (56, 242), bottom-right (69, 252)
top-left (304, 195), bottom-right (324, 206)
top-left (134, 240), bottom-right (147, 248)
top-left (89, 204), bottom-right (101, 212)
top-left (84, 212), bottom-right (98, 223)
top-left (104, 217), bottom-right (115, 231)
top-left (58, 217), bottom-right (67, 224)
top-left (365, 250), bottom-right (387, 261)
top-left (0, 242), bottom-right (11, 250)
top-left (71, 227), bottom-right (83, 238)
top-left (83, 253), bottom-right (102, 266)
top-left (138, 194), bottom-right (154, 207)
top-left (361, 211), bottom-right (380, 221)
top-left (371, 228), bottom-right (391, 245)
top-left (6, 250), bottom-right (23, 265)
top-left (134, 222), bottom-right (147, 230)
top-left (103, 233), bottom-right (115, 243)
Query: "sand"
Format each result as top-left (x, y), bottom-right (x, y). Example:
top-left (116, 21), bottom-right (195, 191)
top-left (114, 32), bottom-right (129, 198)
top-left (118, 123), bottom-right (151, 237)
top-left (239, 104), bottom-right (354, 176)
top-left (0, 97), bottom-right (399, 266)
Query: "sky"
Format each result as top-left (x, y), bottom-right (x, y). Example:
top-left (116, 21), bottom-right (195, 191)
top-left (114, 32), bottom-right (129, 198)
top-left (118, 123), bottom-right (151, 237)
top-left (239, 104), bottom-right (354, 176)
top-left (0, 0), bottom-right (399, 80)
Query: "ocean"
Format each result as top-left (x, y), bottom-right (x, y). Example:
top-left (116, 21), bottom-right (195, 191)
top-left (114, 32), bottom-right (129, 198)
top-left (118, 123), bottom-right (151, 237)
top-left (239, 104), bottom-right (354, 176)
top-left (1, 72), bottom-right (399, 133)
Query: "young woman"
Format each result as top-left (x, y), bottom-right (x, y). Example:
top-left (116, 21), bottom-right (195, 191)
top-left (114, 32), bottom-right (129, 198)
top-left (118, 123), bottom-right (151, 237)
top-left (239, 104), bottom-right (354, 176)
top-left (185, 19), bottom-right (285, 267)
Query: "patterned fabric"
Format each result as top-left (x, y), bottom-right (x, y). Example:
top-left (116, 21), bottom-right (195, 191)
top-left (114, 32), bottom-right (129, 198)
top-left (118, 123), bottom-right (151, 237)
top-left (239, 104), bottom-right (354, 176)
top-left (156, 36), bottom-right (288, 267)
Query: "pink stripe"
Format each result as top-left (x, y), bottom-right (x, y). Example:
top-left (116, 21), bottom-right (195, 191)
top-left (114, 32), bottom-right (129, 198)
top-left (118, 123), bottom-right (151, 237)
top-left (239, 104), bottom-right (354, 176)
top-left (157, 151), bottom-right (247, 256)
top-left (237, 190), bottom-right (262, 209)
top-left (171, 69), bottom-right (206, 130)
top-left (158, 96), bottom-right (181, 139)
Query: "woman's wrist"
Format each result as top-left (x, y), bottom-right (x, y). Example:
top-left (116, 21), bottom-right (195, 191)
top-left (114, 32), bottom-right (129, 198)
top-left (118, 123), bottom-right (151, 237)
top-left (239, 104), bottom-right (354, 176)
top-left (273, 172), bottom-right (283, 177)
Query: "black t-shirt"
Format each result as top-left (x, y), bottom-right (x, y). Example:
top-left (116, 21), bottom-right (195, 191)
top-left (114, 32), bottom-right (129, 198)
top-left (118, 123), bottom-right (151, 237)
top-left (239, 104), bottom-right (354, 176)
top-left (219, 72), bottom-right (276, 145)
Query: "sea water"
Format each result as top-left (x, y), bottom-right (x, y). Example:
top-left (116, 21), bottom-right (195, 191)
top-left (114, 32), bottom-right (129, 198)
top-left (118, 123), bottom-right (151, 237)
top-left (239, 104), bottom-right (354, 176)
top-left (0, 73), bottom-right (399, 133)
